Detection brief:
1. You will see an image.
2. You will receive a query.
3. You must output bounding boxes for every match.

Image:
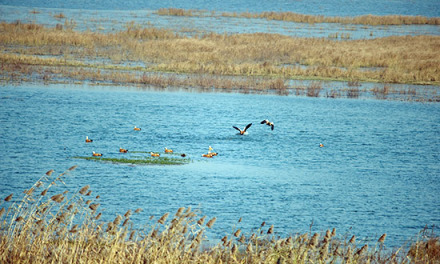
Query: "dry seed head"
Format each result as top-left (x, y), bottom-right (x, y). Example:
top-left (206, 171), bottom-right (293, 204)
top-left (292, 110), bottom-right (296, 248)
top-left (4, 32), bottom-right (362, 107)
top-left (129, 230), bottom-right (136, 240)
top-left (331, 228), bottom-right (336, 237)
top-left (238, 217), bottom-right (242, 223)
top-left (41, 189), bottom-right (48, 196)
top-left (267, 224), bottom-right (274, 234)
top-left (46, 169), bottom-right (54, 176)
top-left (50, 194), bottom-right (64, 203)
top-left (239, 234), bottom-right (246, 243)
top-left (325, 230), bottom-right (331, 239)
top-left (36, 219), bottom-right (44, 226)
top-left (261, 221), bottom-right (266, 227)
top-left (85, 200), bottom-right (92, 205)
top-left (246, 243), bottom-right (253, 253)
top-left (113, 215), bottom-right (122, 225)
top-left (95, 212), bottom-right (102, 220)
top-left (68, 165), bottom-right (77, 171)
top-left (197, 215), bottom-right (206, 225)
top-left (79, 185), bottom-right (90, 195)
top-left (67, 204), bottom-right (74, 211)
top-left (16, 216), bottom-right (24, 222)
top-left (135, 208), bottom-right (142, 213)
top-left (86, 190), bottom-right (92, 196)
top-left (158, 213), bottom-right (169, 224)
top-left (69, 224), bottom-right (78, 233)
top-left (356, 245), bottom-right (368, 255)
top-left (89, 203), bottom-right (100, 211)
top-left (378, 233), bottom-right (386, 243)
top-left (123, 219), bottom-right (129, 227)
top-left (349, 235), bottom-right (356, 244)
top-left (231, 244), bottom-right (237, 254)
top-left (36, 181), bottom-right (43, 188)
top-left (4, 194), bottom-right (13, 202)
top-left (234, 229), bottom-right (241, 237)
top-left (176, 207), bottom-right (185, 216)
top-left (206, 217), bottom-right (216, 228)
top-left (309, 233), bottom-right (319, 247)
top-left (182, 225), bottom-right (188, 234)
top-left (124, 210), bottom-right (132, 218)
top-left (95, 195), bottom-right (100, 199)
top-left (0, 208), bottom-right (5, 217)
top-left (63, 190), bottom-right (69, 195)
top-left (221, 236), bottom-right (228, 243)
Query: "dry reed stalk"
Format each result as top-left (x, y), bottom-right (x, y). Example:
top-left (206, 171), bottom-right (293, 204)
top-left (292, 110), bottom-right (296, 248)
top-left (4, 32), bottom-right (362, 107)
top-left (79, 185), bottom-right (90, 195)
top-left (158, 213), bottom-right (169, 224)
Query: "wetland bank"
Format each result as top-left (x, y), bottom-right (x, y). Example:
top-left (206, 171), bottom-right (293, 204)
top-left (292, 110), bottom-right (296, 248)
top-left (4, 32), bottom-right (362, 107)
top-left (1, 1), bottom-right (440, 263)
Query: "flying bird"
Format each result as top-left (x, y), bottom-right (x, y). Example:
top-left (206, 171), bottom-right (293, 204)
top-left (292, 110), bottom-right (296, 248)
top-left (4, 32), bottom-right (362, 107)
top-left (260, 119), bottom-right (274, 130)
top-left (233, 123), bottom-right (252, 135)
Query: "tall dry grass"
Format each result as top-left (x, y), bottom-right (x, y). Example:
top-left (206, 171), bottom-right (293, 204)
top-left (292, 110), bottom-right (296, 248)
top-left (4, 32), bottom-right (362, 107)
top-left (1, 21), bottom-right (439, 86)
top-left (1, 166), bottom-right (439, 263)
top-left (156, 8), bottom-right (440, 25)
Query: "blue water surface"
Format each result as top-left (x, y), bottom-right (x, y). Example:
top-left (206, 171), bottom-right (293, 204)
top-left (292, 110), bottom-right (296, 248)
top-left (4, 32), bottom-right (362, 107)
top-left (1, 83), bottom-right (439, 248)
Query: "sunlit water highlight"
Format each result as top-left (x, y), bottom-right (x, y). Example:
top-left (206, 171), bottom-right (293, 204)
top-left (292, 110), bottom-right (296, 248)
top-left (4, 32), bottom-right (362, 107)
top-left (1, 83), bottom-right (439, 248)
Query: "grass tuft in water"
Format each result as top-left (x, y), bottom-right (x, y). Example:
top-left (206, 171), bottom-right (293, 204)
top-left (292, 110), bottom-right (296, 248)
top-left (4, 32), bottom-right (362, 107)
top-left (73, 155), bottom-right (191, 165)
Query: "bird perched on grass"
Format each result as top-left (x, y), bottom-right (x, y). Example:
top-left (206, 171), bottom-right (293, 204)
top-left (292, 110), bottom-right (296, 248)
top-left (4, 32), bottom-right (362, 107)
top-left (119, 148), bottom-right (128, 153)
top-left (260, 119), bottom-right (274, 130)
top-left (150, 152), bottom-right (160, 157)
top-left (92, 151), bottom-right (102, 157)
top-left (233, 123), bottom-right (252, 135)
top-left (164, 147), bottom-right (173, 153)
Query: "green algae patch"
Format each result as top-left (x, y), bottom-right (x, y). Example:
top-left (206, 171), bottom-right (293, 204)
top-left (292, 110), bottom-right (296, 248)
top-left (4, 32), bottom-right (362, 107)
top-left (74, 156), bottom-right (191, 165)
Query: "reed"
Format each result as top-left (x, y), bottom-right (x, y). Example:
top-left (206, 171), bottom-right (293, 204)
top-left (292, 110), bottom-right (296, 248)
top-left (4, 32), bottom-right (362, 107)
top-left (1, 22), bottom-right (439, 86)
top-left (157, 8), bottom-right (440, 25)
top-left (1, 166), bottom-right (438, 263)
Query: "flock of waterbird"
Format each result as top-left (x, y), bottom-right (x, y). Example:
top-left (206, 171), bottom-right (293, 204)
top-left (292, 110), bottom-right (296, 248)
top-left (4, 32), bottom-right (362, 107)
top-left (87, 119), bottom-right (322, 159)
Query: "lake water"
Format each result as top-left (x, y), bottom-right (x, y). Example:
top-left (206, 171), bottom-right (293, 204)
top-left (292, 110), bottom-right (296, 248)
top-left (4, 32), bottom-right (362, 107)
top-left (1, 83), bottom-right (439, 248)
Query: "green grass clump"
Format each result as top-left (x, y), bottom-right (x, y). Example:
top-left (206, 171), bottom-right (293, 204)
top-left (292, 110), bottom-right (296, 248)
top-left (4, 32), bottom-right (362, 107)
top-left (1, 167), bottom-right (439, 263)
top-left (74, 155), bottom-right (190, 165)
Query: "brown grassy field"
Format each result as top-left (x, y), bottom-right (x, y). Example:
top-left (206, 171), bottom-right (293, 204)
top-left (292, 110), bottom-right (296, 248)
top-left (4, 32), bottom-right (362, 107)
top-left (1, 166), bottom-right (439, 263)
top-left (1, 21), bottom-right (439, 101)
top-left (156, 8), bottom-right (440, 26)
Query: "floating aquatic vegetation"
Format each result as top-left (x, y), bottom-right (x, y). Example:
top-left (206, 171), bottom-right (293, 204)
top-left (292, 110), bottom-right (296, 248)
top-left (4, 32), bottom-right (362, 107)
top-left (74, 155), bottom-right (191, 165)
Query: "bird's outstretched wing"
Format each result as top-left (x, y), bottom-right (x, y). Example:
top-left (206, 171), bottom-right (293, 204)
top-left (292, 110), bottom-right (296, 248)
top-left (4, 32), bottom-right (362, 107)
top-left (271, 124), bottom-right (274, 130)
top-left (233, 126), bottom-right (241, 132)
top-left (261, 120), bottom-right (268, 124)
top-left (244, 123), bottom-right (252, 132)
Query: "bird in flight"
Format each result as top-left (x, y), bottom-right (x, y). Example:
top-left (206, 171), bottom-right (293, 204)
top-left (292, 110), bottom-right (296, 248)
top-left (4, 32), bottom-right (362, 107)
top-left (261, 119), bottom-right (274, 130)
top-left (233, 123), bottom-right (252, 135)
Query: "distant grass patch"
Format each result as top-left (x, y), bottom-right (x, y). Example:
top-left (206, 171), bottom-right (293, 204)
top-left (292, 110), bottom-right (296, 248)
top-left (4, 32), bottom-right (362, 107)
top-left (74, 156), bottom-right (190, 165)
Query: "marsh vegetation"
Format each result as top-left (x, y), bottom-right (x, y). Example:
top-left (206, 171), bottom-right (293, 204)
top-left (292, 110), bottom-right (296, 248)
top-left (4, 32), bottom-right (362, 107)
top-left (1, 167), bottom-right (439, 263)
top-left (0, 20), bottom-right (439, 101)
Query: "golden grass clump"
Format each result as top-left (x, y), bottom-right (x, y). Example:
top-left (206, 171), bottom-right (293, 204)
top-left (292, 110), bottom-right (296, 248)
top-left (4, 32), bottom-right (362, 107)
top-left (1, 166), bottom-right (439, 263)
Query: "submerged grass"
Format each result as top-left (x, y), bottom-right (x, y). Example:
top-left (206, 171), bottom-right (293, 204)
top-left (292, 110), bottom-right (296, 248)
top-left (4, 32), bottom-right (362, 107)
top-left (1, 166), bottom-right (439, 263)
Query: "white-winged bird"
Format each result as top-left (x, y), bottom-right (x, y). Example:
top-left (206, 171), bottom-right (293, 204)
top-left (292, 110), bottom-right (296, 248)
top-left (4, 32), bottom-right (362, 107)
top-left (260, 119), bottom-right (274, 130)
top-left (233, 123), bottom-right (252, 135)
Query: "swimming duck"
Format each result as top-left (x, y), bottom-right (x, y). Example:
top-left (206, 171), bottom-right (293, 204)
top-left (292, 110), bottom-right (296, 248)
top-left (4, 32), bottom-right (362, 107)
top-left (319, 143), bottom-right (324, 148)
top-left (85, 136), bottom-right (93, 143)
top-left (134, 126), bottom-right (141, 131)
top-left (164, 147), bottom-right (173, 153)
top-left (233, 123), bottom-right (252, 135)
top-left (150, 152), bottom-right (160, 157)
top-left (92, 151), bottom-right (102, 157)
top-left (119, 148), bottom-right (128, 153)
top-left (260, 119), bottom-right (274, 130)
top-left (202, 153), bottom-right (214, 158)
